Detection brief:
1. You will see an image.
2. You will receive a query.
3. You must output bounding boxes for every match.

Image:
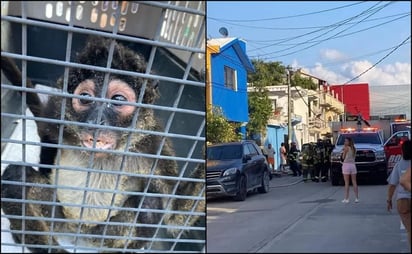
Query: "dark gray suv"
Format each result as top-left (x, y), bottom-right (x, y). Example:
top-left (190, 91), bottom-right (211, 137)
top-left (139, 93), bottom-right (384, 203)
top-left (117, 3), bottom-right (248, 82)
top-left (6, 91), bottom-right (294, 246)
top-left (206, 140), bottom-right (270, 201)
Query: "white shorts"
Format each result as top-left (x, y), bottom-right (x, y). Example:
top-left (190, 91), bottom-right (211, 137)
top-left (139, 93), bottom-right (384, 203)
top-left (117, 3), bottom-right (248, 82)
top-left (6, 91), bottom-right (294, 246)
top-left (342, 163), bottom-right (357, 175)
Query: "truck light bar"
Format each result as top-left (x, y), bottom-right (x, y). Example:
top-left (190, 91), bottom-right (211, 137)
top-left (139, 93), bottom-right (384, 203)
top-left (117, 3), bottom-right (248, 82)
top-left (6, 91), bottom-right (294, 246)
top-left (340, 127), bottom-right (379, 133)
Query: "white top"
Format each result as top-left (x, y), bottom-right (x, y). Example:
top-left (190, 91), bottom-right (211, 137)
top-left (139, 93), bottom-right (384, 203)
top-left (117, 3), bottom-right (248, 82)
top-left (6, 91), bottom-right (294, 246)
top-left (387, 159), bottom-right (411, 200)
top-left (265, 147), bottom-right (275, 158)
top-left (343, 147), bottom-right (356, 163)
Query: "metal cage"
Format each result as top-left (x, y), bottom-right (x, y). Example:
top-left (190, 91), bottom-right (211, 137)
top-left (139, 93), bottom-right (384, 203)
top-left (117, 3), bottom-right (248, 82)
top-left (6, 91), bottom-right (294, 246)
top-left (1, 1), bottom-right (205, 253)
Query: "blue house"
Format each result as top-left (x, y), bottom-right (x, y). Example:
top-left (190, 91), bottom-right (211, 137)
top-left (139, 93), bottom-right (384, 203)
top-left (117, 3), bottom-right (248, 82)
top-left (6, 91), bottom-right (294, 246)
top-left (208, 37), bottom-right (255, 137)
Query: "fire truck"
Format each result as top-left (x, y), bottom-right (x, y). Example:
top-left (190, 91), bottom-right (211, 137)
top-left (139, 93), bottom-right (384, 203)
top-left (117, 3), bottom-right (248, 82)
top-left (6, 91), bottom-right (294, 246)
top-left (384, 119), bottom-right (411, 174)
top-left (389, 119), bottom-right (410, 135)
top-left (330, 127), bottom-right (387, 185)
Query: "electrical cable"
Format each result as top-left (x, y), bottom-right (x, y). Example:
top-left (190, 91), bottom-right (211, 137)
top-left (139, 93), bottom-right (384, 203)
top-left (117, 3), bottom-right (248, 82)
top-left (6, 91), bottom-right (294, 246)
top-left (209, 11), bottom-right (409, 32)
top-left (207, 1), bottom-right (367, 22)
top-left (247, 1), bottom-right (391, 53)
top-left (246, 13), bottom-right (409, 48)
top-left (251, 2), bottom-right (394, 58)
top-left (340, 35), bottom-right (410, 85)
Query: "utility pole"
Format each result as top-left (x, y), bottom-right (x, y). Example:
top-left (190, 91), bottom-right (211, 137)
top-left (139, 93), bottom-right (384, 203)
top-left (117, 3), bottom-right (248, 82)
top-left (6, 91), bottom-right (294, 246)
top-left (287, 65), bottom-right (293, 147)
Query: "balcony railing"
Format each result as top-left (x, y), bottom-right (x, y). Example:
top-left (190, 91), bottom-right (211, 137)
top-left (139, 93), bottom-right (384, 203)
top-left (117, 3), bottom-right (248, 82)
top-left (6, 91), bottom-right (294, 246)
top-left (319, 93), bottom-right (344, 113)
top-left (309, 117), bottom-right (323, 129)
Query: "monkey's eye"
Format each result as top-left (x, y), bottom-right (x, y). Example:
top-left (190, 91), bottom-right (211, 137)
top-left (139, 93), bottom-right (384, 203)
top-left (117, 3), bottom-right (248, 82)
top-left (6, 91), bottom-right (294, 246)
top-left (79, 92), bottom-right (94, 105)
top-left (111, 94), bottom-right (127, 106)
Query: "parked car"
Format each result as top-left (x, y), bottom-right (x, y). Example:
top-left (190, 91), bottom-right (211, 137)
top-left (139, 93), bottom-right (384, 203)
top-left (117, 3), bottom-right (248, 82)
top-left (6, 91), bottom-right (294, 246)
top-left (206, 140), bottom-right (270, 201)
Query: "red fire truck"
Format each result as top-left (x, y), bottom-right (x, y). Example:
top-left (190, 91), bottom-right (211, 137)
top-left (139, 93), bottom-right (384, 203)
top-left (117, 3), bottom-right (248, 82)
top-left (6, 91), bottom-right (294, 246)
top-left (384, 119), bottom-right (411, 174)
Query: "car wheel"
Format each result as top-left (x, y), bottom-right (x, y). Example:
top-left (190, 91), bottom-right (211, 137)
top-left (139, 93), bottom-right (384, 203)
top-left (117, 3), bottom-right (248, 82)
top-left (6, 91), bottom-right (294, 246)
top-left (258, 170), bottom-right (270, 193)
top-left (233, 175), bottom-right (247, 201)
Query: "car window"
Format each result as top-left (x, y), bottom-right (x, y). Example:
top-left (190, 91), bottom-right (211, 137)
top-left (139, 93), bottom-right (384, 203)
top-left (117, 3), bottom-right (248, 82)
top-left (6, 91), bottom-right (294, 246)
top-left (247, 143), bottom-right (258, 155)
top-left (243, 144), bottom-right (252, 156)
top-left (207, 145), bottom-right (242, 160)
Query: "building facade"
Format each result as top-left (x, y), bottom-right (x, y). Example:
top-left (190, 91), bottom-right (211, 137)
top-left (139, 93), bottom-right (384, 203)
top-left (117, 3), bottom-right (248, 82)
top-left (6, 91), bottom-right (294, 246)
top-left (328, 83), bottom-right (370, 120)
top-left (207, 37), bottom-right (254, 137)
top-left (248, 71), bottom-right (344, 170)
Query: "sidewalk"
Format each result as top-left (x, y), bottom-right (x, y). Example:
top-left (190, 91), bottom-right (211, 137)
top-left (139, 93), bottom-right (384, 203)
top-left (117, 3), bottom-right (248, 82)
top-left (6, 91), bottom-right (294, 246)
top-left (270, 170), bottom-right (303, 188)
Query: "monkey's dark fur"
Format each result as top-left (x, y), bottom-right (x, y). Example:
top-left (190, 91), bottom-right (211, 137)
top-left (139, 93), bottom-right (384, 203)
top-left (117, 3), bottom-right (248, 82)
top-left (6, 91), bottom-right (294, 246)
top-left (1, 37), bottom-right (205, 252)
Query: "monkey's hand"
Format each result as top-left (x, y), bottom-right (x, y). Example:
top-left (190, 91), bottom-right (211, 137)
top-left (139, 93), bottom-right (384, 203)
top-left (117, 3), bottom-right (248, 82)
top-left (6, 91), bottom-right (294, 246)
top-left (163, 163), bottom-right (205, 250)
top-left (1, 164), bottom-right (68, 253)
top-left (1, 52), bottom-right (42, 116)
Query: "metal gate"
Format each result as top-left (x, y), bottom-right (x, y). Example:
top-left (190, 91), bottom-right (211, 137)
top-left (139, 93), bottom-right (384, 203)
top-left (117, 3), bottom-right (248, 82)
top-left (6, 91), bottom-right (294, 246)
top-left (1, 1), bottom-right (205, 253)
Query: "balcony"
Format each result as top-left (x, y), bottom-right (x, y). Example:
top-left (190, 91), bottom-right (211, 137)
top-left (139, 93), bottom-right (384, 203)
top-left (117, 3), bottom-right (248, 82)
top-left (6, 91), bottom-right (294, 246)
top-left (319, 94), bottom-right (332, 108)
top-left (309, 117), bottom-right (323, 129)
top-left (319, 92), bottom-right (344, 114)
top-left (329, 96), bottom-right (344, 113)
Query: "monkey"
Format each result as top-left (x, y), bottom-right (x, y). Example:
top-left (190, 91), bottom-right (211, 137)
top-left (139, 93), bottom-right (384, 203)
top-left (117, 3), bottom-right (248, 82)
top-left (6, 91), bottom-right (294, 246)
top-left (1, 36), bottom-right (205, 252)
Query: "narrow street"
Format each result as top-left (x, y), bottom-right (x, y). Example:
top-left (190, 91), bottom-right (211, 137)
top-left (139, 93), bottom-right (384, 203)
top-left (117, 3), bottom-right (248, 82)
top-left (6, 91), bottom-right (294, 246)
top-left (207, 175), bottom-right (409, 253)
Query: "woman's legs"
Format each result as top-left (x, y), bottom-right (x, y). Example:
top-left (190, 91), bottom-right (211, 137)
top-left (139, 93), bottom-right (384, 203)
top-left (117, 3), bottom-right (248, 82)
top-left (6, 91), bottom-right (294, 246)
top-left (351, 173), bottom-right (359, 199)
top-left (397, 199), bottom-right (411, 249)
top-left (343, 174), bottom-right (350, 200)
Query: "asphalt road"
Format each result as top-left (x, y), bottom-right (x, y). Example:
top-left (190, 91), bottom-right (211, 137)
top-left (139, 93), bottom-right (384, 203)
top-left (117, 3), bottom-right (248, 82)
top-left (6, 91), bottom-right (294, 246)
top-left (207, 175), bottom-right (410, 253)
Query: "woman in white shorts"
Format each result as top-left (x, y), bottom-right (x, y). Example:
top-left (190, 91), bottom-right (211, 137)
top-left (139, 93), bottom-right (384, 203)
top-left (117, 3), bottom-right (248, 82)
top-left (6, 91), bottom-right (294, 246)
top-left (341, 137), bottom-right (359, 203)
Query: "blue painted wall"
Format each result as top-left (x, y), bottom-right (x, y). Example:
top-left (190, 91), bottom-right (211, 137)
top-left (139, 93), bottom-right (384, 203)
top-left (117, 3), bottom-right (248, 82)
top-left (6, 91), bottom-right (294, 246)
top-left (211, 41), bottom-right (249, 123)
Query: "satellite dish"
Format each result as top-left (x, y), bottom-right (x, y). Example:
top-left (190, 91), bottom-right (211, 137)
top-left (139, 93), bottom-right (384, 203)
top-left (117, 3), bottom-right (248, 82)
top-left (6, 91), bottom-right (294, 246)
top-left (219, 27), bottom-right (229, 37)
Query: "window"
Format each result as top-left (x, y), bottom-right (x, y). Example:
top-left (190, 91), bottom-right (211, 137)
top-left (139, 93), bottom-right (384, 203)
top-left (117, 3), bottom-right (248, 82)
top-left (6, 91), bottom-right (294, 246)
top-left (243, 144), bottom-right (252, 156)
top-left (247, 143), bottom-right (258, 155)
top-left (224, 66), bottom-right (237, 90)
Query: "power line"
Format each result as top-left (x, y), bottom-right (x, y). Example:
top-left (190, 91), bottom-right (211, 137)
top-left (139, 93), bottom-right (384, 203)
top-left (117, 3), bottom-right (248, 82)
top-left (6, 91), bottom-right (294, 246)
top-left (250, 2), bottom-right (394, 58)
top-left (208, 1), bottom-right (367, 22)
top-left (246, 13), bottom-right (409, 48)
top-left (251, 10), bottom-right (408, 61)
top-left (341, 35), bottom-right (411, 85)
top-left (247, 1), bottom-right (392, 57)
top-left (209, 11), bottom-right (409, 32)
top-left (296, 41), bottom-right (411, 69)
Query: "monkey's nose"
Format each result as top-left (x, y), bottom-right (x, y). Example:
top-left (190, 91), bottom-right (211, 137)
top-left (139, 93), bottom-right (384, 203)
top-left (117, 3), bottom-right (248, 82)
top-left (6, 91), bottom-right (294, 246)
top-left (81, 132), bottom-right (116, 150)
top-left (86, 109), bottom-right (110, 126)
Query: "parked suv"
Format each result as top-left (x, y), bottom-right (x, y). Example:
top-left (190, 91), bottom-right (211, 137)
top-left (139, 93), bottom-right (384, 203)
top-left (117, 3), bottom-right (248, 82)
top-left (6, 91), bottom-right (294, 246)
top-left (206, 140), bottom-right (270, 201)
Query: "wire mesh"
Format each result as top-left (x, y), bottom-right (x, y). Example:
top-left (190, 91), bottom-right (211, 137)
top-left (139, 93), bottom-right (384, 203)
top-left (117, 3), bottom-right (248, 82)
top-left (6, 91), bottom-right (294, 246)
top-left (1, 1), bottom-right (205, 253)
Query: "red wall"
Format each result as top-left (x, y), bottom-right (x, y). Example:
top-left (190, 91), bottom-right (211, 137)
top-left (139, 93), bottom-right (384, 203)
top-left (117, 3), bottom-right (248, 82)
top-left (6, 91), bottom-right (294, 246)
top-left (328, 83), bottom-right (370, 120)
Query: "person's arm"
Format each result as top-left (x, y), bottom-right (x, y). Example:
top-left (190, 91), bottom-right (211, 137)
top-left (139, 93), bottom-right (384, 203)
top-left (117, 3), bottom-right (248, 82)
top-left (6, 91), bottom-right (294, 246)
top-left (400, 167), bottom-right (411, 192)
top-left (387, 184), bottom-right (396, 212)
top-left (341, 146), bottom-right (348, 161)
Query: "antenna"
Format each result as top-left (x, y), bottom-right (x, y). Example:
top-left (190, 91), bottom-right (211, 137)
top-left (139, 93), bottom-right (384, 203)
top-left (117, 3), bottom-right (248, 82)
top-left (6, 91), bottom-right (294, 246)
top-left (219, 27), bottom-right (229, 37)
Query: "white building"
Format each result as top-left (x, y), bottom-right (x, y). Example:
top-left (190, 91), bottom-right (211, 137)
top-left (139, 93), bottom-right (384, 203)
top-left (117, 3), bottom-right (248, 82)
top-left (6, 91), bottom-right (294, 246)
top-left (248, 78), bottom-right (344, 170)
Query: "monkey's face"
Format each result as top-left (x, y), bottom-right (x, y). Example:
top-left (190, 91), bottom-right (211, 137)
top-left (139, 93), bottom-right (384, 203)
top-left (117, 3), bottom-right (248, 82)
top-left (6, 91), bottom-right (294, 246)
top-left (59, 38), bottom-right (159, 158)
top-left (67, 78), bottom-right (138, 158)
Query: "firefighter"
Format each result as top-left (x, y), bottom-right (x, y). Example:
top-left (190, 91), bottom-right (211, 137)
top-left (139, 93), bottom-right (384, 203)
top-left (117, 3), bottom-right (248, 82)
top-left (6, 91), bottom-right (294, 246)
top-left (288, 142), bottom-right (302, 177)
top-left (301, 143), bottom-right (315, 182)
top-left (313, 138), bottom-right (326, 182)
top-left (323, 139), bottom-right (334, 182)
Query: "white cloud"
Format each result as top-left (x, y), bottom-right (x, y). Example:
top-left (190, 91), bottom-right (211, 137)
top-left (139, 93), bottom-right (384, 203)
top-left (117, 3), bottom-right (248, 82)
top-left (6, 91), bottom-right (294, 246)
top-left (320, 49), bottom-right (347, 61)
top-left (305, 63), bottom-right (347, 84)
top-left (339, 60), bottom-right (411, 86)
top-left (291, 58), bottom-right (411, 119)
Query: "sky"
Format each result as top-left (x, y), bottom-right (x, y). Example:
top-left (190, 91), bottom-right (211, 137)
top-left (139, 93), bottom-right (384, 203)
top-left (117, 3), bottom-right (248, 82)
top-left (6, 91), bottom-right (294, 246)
top-left (207, 1), bottom-right (411, 118)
